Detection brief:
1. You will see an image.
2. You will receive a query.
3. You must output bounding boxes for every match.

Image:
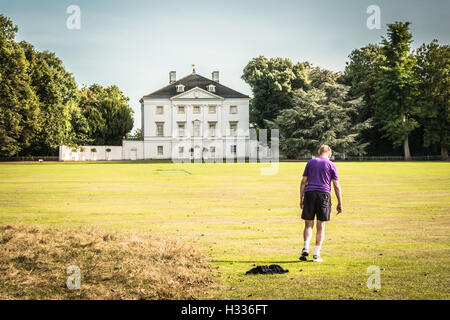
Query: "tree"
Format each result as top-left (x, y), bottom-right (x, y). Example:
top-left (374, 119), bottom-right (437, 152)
top-left (242, 56), bottom-right (310, 127)
top-left (340, 44), bottom-right (401, 155)
top-left (375, 22), bottom-right (419, 160)
top-left (415, 40), bottom-right (450, 160)
top-left (80, 85), bottom-right (134, 145)
top-left (0, 15), bottom-right (40, 156)
top-left (269, 68), bottom-right (371, 158)
top-left (128, 128), bottom-right (142, 140)
top-left (66, 100), bottom-right (91, 147)
top-left (1, 14), bottom-right (134, 155)
top-left (19, 42), bottom-right (83, 155)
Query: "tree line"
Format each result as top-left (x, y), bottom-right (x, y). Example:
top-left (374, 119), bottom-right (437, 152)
top-left (243, 22), bottom-right (449, 160)
top-left (0, 15), bottom-right (134, 157)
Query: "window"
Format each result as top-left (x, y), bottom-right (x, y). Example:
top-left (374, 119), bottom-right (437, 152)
top-left (229, 122), bottom-right (238, 136)
top-left (208, 105), bottom-right (216, 114)
top-left (230, 105), bottom-right (238, 114)
top-left (176, 84), bottom-right (185, 93)
top-left (208, 122), bottom-right (216, 137)
top-left (231, 145), bottom-right (237, 154)
top-left (179, 146), bottom-right (184, 154)
top-left (207, 84), bottom-right (216, 92)
top-left (193, 106), bottom-right (201, 114)
top-left (157, 146), bottom-right (163, 155)
top-left (177, 122), bottom-right (185, 137)
top-left (193, 121), bottom-right (201, 137)
top-left (210, 146), bottom-right (216, 154)
top-left (177, 106), bottom-right (185, 114)
top-left (156, 106), bottom-right (164, 114)
top-left (156, 122), bottom-right (164, 137)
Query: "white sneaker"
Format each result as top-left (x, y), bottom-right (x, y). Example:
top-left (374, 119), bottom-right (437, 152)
top-left (313, 255), bottom-right (323, 262)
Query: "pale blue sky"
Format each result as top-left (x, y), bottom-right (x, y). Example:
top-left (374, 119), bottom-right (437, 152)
top-left (1, 0), bottom-right (449, 129)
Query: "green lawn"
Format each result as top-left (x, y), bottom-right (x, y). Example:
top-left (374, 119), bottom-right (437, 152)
top-left (0, 161), bottom-right (449, 299)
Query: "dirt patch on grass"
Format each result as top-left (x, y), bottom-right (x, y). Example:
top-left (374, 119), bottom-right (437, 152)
top-left (0, 224), bottom-right (213, 299)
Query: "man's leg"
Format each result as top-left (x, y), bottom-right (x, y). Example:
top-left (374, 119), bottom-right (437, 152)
top-left (304, 220), bottom-right (314, 248)
top-left (313, 220), bottom-right (325, 262)
top-left (300, 220), bottom-right (314, 260)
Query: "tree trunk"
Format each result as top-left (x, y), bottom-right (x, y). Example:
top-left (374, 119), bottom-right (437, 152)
top-left (442, 145), bottom-right (449, 161)
top-left (403, 136), bottom-right (411, 160)
top-left (401, 115), bottom-right (412, 161)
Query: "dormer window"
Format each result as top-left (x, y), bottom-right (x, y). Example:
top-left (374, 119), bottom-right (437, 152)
top-left (176, 84), bottom-right (185, 93)
top-left (207, 84), bottom-right (216, 92)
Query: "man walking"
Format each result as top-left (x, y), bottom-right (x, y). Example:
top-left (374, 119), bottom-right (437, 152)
top-left (299, 145), bottom-right (343, 262)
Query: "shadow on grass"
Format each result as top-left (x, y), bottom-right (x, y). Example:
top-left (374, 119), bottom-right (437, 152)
top-left (212, 260), bottom-right (302, 264)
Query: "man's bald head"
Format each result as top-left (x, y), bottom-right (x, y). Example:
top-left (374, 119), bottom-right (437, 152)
top-left (318, 145), bottom-right (332, 158)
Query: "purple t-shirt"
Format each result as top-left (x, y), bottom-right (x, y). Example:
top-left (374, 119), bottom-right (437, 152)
top-left (302, 157), bottom-right (339, 193)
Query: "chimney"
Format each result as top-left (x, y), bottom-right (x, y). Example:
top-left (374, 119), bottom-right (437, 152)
top-left (169, 71), bottom-right (176, 84)
top-left (212, 71), bottom-right (219, 83)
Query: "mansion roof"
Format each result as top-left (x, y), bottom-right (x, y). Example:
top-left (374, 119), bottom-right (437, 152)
top-left (142, 73), bottom-right (249, 100)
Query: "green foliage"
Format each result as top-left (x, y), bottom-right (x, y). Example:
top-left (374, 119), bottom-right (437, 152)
top-left (132, 128), bottom-right (143, 140)
top-left (0, 14), bottom-right (134, 156)
top-left (269, 68), bottom-right (370, 158)
top-left (0, 15), bottom-right (40, 156)
top-left (19, 41), bottom-right (83, 155)
top-left (415, 40), bottom-right (450, 159)
top-left (242, 56), bottom-right (310, 127)
top-left (244, 57), bottom-right (371, 158)
top-left (80, 85), bottom-right (134, 145)
top-left (375, 22), bottom-right (420, 159)
top-left (340, 44), bottom-right (403, 155)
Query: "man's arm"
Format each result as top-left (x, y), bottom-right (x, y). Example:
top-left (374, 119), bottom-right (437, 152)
top-left (300, 176), bottom-right (308, 209)
top-left (332, 179), bottom-right (343, 214)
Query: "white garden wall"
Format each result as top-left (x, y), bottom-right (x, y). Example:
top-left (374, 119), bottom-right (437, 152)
top-left (59, 145), bottom-right (123, 161)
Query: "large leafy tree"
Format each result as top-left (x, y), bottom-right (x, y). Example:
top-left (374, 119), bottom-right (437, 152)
top-left (269, 68), bottom-right (370, 158)
top-left (415, 40), bottom-right (450, 160)
top-left (375, 22), bottom-right (419, 160)
top-left (80, 85), bottom-right (134, 145)
top-left (0, 15), bottom-right (40, 156)
top-left (242, 56), bottom-right (310, 127)
top-left (340, 44), bottom-right (402, 155)
top-left (19, 42), bottom-right (84, 155)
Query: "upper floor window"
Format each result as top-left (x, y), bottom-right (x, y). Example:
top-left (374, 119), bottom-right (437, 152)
top-left (208, 122), bottom-right (217, 137)
top-left (177, 122), bottom-right (185, 137)
top-left (208, 105), bottom-right (216, 114)
top-left (193, 106), bottom-right (201, 114)
top-left (156, 106), bottom-right (164, 115)
top-left (229, 122), bottom-right (238, 136)
top-left (193, 120), bottom-right (201, 137)
top-left (156, 122), bottom-right (164, 137)
top-left (207, 84), bottom-right (216, 92)
top-left (177, 105), bottom-right (185, 114)
top-left (176, 84), bottom-right (185, 93)
top-left (230, 105), bottom-right (238, 114)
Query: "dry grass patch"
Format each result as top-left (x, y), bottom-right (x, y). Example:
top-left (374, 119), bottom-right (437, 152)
top-left (0, 224), bottom-right (213, 299)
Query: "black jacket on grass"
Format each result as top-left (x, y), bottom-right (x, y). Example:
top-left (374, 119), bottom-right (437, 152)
top-left (246, 264), bottom-right (289, 274)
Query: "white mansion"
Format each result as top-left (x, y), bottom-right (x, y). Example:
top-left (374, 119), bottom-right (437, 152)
top-left (60, 69), bottom-right (251, 161)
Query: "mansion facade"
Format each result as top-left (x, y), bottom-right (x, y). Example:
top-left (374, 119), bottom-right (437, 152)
top-left (60, 69), bottom-right (251, 161)
top-left (123, 70), bottom-right (250, 160)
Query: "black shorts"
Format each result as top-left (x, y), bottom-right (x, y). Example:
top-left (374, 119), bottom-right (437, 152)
top-left (302, 191), bottom-right (331, 221)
